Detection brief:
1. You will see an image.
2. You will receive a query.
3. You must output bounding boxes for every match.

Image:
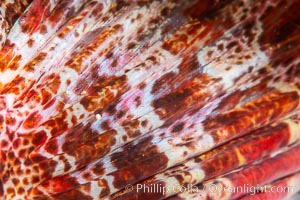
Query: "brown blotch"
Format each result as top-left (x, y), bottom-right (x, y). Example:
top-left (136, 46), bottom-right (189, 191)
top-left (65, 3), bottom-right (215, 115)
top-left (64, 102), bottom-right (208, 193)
top-left (43, 73), bottom-right (61, 94)
top-left (92, 162), bottom-right (105, 176)
top-left (137, 1), bottom-right (148, 7)
top-left (80, 75), bottom-right (128, 112)
top-left (259, 1), bottom-right (300, 48)
top-left (175, 175), bottom-right (185, 185)
top-left (235, 46), bottom-right (242, 53)
top-left (138, 82), bottom-right (146, 90)
top-left (17, 187), bottom-right (25, 195)
top-left (58, 155), bottom-right (72, 173)
top-left (151, 72), bottom-right (176, 94)
top-left (152, 88), bottom-right (193, 118)
top-left (42, 111), bottom-right (68, 136)
top-left (101, 120), bottom-right (111, 131)
top-left (116, 110), bottom-right (125, 119)
top-left (225, 66), bottom-right (232, 71)
top-left (24, 52), bottom-right (47, 72)
top-left (161, 7), bottom-right (170, 17)
top-left (43, 98), bottom-right (56, 110)
top-left (6, 187), bottom-right (15, 196)
top-left (23, 138), bottom-right (29, 146)
top-left (18, 149), bottom-right (26, 158)
top-left (5, 1), bottom-right (31, 27)
top-left (45, 139), bottom-right (58, 155)
top-left (41, 89), bottom-right (52, 105)
top-left (24, 159), bottom-right (32, 166)
top-left (114, 0), bottom-right (130, 11)
top-left (31, 130), bottom-right (47, 146)
top-left (63, 128), bottom-right (117, 166)
top-left (242, 20), bottom-right (256, 44)
top-left (92, 3), bottom-right (103, 17)
top-left (30, 154), bottom-right (47, 163)
top-left (204, 91), bottom-right (299, 144)
top-left (184, 0), bottom-right (232, 20)
top-left (27, 38), bottom-right (34, 47)
top-left (226, 41), bottom-right (238, 49)
top-left (31, 176), bottom-right (40, 184)
top-left (98, 179), bottom-right (110, 197)
top-left (178, 54), bottom-right (200, 74)
top-left (106, 104), bottom-right (117, 115)
top-left (48, 1), bottom-right (73, 25)
top-left (110, 136), bottom-right (168, 189)
top-left (105, 51), bottom-right (113, 59)
top-left (218, 44), bottom-right (224, 51)
top-left (127, 42), bottom-right (136, 50)
top-left (8, 152), bottom-right (15, 160)
top-left (162, 34), bottom-right (188, 55)
top-left (0, 75), bottom-right (25, 95)
top-left (39, 24), bottom-right (47, 34)
top-left (1, 140), bottom-right (8, 148)
top-left (111, 59), bottom-right (118, 68)
top-left (66, 27), bottom-right (118, 72)
top-left (12, 178), bottom-right (19, 186)
top-left (172, 122), bottom-right (185, 133)
top-left (12, 138), bottom-right (21, 149)
top-left (123, 119), bottom-right (141, 138)
top-left (141, 120), bottom-right (148, 127)
top-left (39, 159), bottom-right (58, 178)
top-left (82, 172), bottom-right (92, 180)
top-left (134, 96), bottom-right (141, 107)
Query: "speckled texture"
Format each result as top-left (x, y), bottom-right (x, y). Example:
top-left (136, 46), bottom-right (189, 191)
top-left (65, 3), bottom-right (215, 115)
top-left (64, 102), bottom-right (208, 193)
top-left (0, 0), bottom-right (300, 199)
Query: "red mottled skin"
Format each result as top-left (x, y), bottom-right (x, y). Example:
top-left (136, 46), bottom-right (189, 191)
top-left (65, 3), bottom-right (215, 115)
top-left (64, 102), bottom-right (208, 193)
top-left (238, 173), bottom-right (300, 200)
top-left (0, 0), bottom-right (300, 200)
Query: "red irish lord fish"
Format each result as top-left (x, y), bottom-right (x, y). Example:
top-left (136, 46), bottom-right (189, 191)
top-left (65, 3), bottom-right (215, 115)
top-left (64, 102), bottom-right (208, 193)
top-left (0, 0), bottom-right (300, 199)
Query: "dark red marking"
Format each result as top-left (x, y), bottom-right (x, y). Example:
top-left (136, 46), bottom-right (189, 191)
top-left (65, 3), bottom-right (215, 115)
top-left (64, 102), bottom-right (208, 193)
top-left (31, 131), bottom-right (47, 146)
top-left (23, 111), bottom-right (42, 129)
top-left (110, 136), bottom-right (168, 191)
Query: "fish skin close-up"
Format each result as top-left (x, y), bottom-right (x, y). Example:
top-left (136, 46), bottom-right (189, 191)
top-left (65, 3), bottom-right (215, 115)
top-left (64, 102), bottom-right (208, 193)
top-left (0, 0), bottom-right (300, 199)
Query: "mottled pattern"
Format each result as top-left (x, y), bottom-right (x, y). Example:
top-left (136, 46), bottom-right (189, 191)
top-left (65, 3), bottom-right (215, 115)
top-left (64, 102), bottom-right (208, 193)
top-left (0, 0), bottom-right (300, 200)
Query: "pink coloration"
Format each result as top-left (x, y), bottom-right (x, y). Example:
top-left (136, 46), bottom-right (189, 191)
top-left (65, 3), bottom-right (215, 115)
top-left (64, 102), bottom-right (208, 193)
top-left (0, 0), bottom-right (300, 200)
